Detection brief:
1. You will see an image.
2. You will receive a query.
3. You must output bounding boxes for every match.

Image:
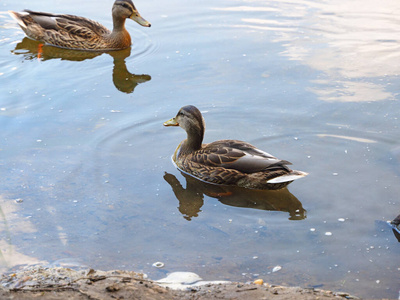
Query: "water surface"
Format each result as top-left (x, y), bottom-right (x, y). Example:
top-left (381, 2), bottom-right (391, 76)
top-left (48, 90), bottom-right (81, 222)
top-left (0, 0), bottom-right (400, 298)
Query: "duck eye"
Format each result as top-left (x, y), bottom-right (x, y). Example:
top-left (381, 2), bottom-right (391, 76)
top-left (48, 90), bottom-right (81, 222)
top-left (117, 2), bottom-right (130, 9)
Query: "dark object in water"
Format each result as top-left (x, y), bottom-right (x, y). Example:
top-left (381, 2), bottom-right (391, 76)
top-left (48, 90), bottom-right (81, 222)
top-left (389, 214), bottom-right (400, 242)
top-left (391, 214), bottom-right (400, 226)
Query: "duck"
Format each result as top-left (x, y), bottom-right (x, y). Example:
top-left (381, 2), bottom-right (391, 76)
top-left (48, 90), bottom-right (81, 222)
top-left (8, 0), bottom-right (150, 51)
top-left (163, 105), bottom-right (308, 190)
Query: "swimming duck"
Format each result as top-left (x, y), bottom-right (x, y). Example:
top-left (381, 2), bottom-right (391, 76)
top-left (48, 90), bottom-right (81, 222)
top-left (8, 0), bottom-right (150, 51)
top-left (163, 105), bottom-right (308, 190)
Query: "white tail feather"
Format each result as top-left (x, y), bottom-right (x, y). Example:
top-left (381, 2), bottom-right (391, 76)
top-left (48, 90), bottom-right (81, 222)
top-left (8, 11), bottom-right (28, 29)
top-left (267, 171), bottom-right (308, 183)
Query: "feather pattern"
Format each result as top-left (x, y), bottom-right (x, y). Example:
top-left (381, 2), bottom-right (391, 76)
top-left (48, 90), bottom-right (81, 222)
top-left (8, 0), bottom-right (150, 51)
top-left (164, 105), bottom-right (308, 190)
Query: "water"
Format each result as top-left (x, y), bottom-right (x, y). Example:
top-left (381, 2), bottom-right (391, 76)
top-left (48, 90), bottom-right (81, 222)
top-left (1, 0), bottom-right (400, 298)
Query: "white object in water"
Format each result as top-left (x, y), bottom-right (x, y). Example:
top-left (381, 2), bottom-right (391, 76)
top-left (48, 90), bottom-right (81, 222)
top-left (156, 272), bottom-right (229, 290)
top-left (152, 262), bottom-right (165, 268)
top-left (272, 266), bottom-right (282, 273)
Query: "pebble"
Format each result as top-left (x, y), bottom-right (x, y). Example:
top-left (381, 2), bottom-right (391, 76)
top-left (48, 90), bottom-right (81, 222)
top-left (272, 266), bottom-right (282, 273)
top-left (253, 279), bottom-right (263, 285)
top-left (152, 262), bottom-right (164, 268)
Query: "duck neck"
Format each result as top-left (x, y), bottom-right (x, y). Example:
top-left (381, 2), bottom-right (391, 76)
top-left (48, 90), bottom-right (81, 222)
top-left (181, 127), bottom-right (203, 155)
top-left (112, 13), bottom-right (127, 32)
top-left (110, 15), bottom-right (131, 47)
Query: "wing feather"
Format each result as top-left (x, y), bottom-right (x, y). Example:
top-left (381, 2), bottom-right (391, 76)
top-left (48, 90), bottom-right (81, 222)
top-left (23, 10), bottom-right (110, 38)
top-left (190, 140), bottom-right (292, 174)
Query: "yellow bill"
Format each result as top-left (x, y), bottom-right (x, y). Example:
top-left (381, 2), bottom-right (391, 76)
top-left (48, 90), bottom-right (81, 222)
top-left (163, 118), bottom-right (179, 126)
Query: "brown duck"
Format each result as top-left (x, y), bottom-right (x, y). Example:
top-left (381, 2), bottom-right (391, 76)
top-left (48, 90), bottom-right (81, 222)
top-left (163, 105), bottom-right (308, 190)
top-left (8, 0), bottom-right (150, 51)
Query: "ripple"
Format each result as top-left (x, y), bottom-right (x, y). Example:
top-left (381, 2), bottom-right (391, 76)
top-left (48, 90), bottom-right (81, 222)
top-left (93, 116), bottom-right (157, 150)
top-left (130, 28), bottom-right (159, 63)
top-left (88, 113), bottom-right (167, 175)
top-left (316, 134), bottom-right (377, 144)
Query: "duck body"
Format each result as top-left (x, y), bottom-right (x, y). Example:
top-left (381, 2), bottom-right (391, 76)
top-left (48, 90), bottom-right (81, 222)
top-left (164, 105), bottom-right (308, 190)
top-left (8, 0), bottom-right (150, 51)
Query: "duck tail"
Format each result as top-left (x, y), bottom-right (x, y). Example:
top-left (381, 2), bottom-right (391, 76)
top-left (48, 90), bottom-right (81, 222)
top-left (267, 170), bottom-right (308, 183)
top-left (8, 11), bottom-right (28, 29)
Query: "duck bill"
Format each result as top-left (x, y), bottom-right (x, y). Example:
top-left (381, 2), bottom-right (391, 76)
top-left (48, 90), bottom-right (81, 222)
top-left (130, 14), bottom-right (151, 27)
top-left (163, 118), bottom-right (179, 127)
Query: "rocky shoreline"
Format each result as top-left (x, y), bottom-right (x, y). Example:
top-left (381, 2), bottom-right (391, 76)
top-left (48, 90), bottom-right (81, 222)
top-left (0, 266), bottom-right (360, 299)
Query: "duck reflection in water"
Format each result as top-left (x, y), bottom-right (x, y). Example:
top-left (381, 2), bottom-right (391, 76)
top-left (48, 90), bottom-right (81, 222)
top-left (11, 37), bottom-right (151, 94)
top-left (164, 172), bottom-right (306, 221)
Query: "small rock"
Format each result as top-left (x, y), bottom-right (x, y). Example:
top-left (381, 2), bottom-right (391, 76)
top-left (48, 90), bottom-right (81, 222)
top-left (152, 262), bottom-right (165, 268)
top-left (106, 283), bottom-right (120, 292)
top-left (272, 266), bottom-right (282, 273)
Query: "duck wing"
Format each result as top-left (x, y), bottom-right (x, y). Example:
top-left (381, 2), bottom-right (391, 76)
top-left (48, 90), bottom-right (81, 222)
top-left (194, 140), bottom-right (292, 174)
top-left (24, 10), bottom-right (110, 38)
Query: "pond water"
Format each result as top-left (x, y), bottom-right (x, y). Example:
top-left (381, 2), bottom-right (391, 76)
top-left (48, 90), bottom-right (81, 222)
top-left (1, 0), bottom-right (400, 298)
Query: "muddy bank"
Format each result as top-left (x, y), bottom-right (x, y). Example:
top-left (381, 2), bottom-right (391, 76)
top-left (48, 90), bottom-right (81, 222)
top-left (0, 267), bottom-right (360, 300)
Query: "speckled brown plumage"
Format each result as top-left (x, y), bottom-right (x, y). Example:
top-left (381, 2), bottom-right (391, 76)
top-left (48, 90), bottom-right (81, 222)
top-left (164, 105), bottom-right (308, 190)
top-left (9, 0), bottom-right (150, 51)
